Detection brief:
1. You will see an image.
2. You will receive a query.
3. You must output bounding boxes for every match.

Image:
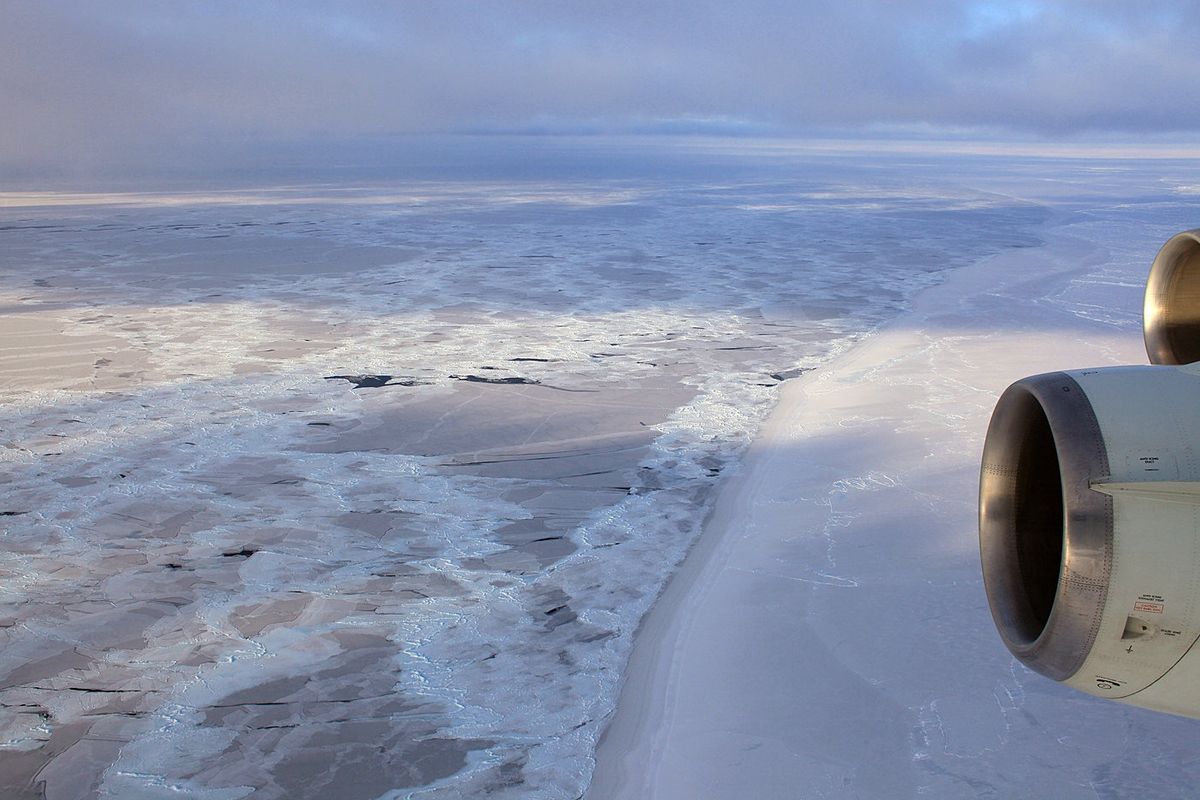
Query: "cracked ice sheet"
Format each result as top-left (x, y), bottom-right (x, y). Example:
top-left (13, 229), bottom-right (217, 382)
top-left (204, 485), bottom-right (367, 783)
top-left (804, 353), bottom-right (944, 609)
top-left (0, 158), bottom-right (1186, 799)
top-left (0, 170), bottom-right (1051, 799)
top-left (589, 179), bottom-right (1200, 798)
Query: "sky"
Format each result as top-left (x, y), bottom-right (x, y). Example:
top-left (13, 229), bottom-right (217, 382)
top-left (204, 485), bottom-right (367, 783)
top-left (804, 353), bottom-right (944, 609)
top-left (3, 1), bottom-right (1200, 175)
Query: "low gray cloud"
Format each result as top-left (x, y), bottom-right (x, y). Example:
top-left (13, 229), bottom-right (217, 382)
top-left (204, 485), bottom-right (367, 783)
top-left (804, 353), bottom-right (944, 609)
top-left (3, 1), bottom-right (1199, 171)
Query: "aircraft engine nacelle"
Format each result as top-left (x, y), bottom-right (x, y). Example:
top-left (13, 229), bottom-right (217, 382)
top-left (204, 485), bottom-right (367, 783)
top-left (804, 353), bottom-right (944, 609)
top-left (1144, 229), bottom-right (1200, 366)
top-left (980, 230), bottom-right (1200, 717)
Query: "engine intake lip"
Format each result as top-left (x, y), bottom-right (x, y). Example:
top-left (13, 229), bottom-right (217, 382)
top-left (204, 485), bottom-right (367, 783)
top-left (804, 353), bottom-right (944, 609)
top-left (1145, 229), bottom-right (1200, 366)
top-left (979, 371), bottom-right (1113, 681)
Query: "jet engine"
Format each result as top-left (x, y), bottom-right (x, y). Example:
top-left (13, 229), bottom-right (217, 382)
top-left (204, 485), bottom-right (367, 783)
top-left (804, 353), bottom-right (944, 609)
top-left (980, 230), bottom-right (1200, 717)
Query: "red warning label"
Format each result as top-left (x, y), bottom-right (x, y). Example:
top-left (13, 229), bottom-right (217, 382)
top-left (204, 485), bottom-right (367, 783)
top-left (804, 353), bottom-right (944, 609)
top-left (1135, 601), bottom-right (1165, 614)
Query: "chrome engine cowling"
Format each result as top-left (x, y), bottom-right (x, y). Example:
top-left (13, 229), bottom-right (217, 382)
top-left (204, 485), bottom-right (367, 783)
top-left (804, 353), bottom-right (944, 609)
top-left (1145, 229), bottom-right (1200, 366)
top-left (980, 231), bottom-right (1200, 717)
top-left (980, 371), bottom-right (1111, 684)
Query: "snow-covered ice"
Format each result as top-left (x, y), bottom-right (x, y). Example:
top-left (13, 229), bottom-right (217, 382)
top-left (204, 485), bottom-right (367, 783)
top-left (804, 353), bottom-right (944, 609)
top-left (2, 148), bottom-right (1199, 798)
top-left (589, 156), bottom-right (1200, 798)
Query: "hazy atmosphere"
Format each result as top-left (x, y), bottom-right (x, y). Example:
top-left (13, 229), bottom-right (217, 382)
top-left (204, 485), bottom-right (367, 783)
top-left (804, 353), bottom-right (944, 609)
top-left (5, 0), bottom-right (1200, 175)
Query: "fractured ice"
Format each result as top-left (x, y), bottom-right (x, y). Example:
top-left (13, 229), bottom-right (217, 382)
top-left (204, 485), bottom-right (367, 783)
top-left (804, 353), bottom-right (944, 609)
top-left (0, 153), bottom-right (1145, 798)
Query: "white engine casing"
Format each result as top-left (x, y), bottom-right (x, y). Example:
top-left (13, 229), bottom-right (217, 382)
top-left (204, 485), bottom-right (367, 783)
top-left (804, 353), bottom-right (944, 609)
top-left (980, 363), bottom-right (1200, 716)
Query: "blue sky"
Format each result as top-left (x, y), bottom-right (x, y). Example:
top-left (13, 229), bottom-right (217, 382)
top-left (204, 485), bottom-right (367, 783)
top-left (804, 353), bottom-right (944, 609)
top-left (3, 1), bottom-right (1199, 172)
